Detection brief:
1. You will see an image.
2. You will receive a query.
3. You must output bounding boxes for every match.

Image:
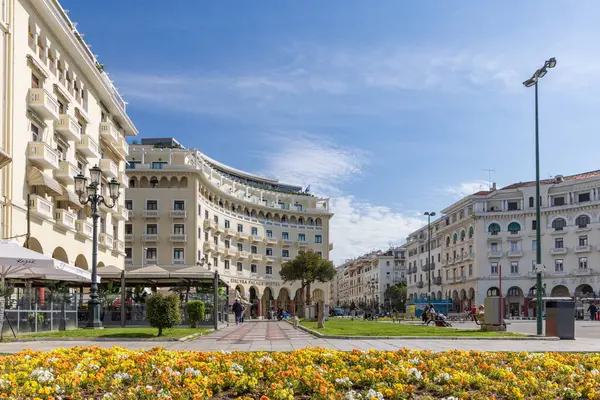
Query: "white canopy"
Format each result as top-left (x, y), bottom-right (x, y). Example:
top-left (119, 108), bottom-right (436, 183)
top-left (0, 240), bottom-right (93, 283)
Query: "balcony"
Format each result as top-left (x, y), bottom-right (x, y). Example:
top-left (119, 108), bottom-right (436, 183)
top-left (119, 172), bottom-right (128, 188)
top-left (99, 120), bottom-right (120, 144)
top-left (237, 231), bottom-right (249, 240)
top-left (113, 240), bottom-right (125, 253)
top-left (250, 254), bottom-right (263, 262)
top-left (264, 237), bottom-right (278, 245)
top-left (239, 251), bottom-right (249, 259)
top-left (142, 234), bottom-right (159, 242)
top-left (298, 241), bottom-right (309, 247)
top-left (417, 281), bottom-right (424, 288)
top-left (55, 114), bottom-right (81, 141)
top-left (550, 247), bottom-right (567, 255)
top-left (142, 210), bottom-right (160, 218)
top-left (145, 258), bottom-right (157, 266)
top-left (54, 160), bottom-right (79, 184)
top-left (265, 256), bottom-right (277, 263)
top-left (281, 240), bottom-right (293, 247)
top-left (203, 220), bottom-right (216, 230)
top-left (433, 276), bottom-right (442, 285)
top-left (76, 135), bottom-right (100, 158)
top-left (440, 259), bottom-right (447, 266)
top-left (99, 158), bottom-right (118, 178)
top-left (28, 88), bottom-right (59, 120)
top-left (249, 235), bottom-right (262, 243)
top-left (75, 220), bottom-right (93, 239)
top-left (126, 209), bottom-right (134, 219)
top-left (574, 245), bottom-right (591, 254)
top-left (124, 234), bottom-right (133, 242)
top-left (203, 242), bottom-right (216, 252)
top-left (329, 243), bottom-right (334, 251)
top-left (226, 249), bottom-right (238, 258)
top-left (173, 259), bottom-right (185, 265)
top-left (98, 233), bottom-right (113, 249)
top-left (170, 234), bottom-right (187, 242)
top-left (27, 142), bottom-right (59, 170)
top-left (54, 208), bottom-right (76, 230)
top-left (224, 228), bottom-right (236, 238)
top-left (488, 251), bottom-right (503, 258)
top-left (112, 205), bottom-right (129, 221)
top-left (507, 250), bottom-right (523, 258)
top-left (116, 137), bottom-right (129, 159)
top-left (575, 268), bottom-right (591, 276)
top-left (464, 252), bottom-right (474, 261)
top-left (170, 210), bottom-right (187, 219)
top-left (29, 194), bottom-right (53, 219)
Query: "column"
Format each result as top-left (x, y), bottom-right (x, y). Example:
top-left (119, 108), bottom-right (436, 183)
top-left (290, 300), bottom-right (295, 316)
top-left (257, 296), bottom-right (262, 320)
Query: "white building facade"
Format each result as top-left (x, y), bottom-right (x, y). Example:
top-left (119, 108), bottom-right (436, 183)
top-left (406, 221), bottom-right (443, 302)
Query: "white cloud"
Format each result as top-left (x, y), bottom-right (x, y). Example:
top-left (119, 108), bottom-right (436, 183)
top-left (257, 133), bottom-right (425, 264)
top-left (443, 180), bottom-right (491, 199)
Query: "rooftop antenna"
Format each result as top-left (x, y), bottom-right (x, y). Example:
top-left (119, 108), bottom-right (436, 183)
top-left (483, 168), bottom-right (495, 190)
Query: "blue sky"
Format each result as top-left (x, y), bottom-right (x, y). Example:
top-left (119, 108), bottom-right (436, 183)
top-left (63, 0), bottom-right (600, 263)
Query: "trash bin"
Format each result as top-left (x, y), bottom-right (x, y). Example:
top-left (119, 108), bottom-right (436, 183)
top-left (545, 301), bottom-right (575, 339)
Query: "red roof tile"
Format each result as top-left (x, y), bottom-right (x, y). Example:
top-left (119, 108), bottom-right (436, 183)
top-left (473, 191), bottom-right (491, 196)
top-left (501, 170), bottom-right (600, 190)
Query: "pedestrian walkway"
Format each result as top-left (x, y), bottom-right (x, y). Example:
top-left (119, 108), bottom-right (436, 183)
top-left (195, 321), bottom-right (313, 341)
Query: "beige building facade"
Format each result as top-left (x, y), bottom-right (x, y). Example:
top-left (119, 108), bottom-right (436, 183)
top-left (125, 138), bottom-right (333, 318)
top-left (406, 220), bottom-right (443, 302)
top-left (0, 0), bottom-right (135, 272)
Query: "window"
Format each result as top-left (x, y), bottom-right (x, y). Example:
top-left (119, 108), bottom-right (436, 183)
top-left (386, 261), bottom-right (390, 266)
top-left (31, 73), bottom-right (40, 88)
top-left (468, 264), bottom-right (473, 276)
top-left (531, 240), bottom-right (536, 251)
top-left (468, 226), bottom-right (474, 238)
top-left (251, 264), bottom-right (257, 273)
top-left (197, 250), bottom-right (202, 261)
top-left (146, 248), bottom-right (157, 260)
top-left (198, 205), bottom-right (202, 215)
top-left (146, 224), bottom-right (157, 234)
top-left (251, 245), bottom-right (257, 254)
top-left (198, 227), bottom-right (202, 239)
top-left (173, 248), bottom-right (184, 260)
top-left (552, 218), bottom-right (566, 231)
top-left (509, 241), bottom-right (519, 251)
top-left (531, 220), bottom-right (537, 230)
top-left (579, 257), bottom-right (588, 270)
top-left (151, 161), bottom-right (167, 169)
top-left (282, 232), bottom-right (289, 240)
top-left (125, 248), bottom-right (132, 259)
top-left (237, 243), bottom-right (243, 251)
top-left (251, 227), bottom-right (258, 235)
top-left (213, 215), bottom-right (218, 224)
top-left (488, 223), bottom-right (500, 235)
top-left (213, 236), bottom-right (218, 245)
top-left (508, 222), bottom-right (521, 233)
top-left (490, 242), bottom-right (499, 252)
top-left (174, 224), bottom-right (184, 234)
top-left (173, 200), bottom-right (185, 210)
top-left (531, 260), bottom-right (536, 272)
top-left (204, 232), bottom-right (209, 241)
top-left (579, 193), bottom-right (591, 203)
top-left (446, 270), bottom-right (449, 280)
top-left (554, 197), bottom-right (565, 206)
top-left (205, 210), bottom-right (209, 219)
top-left (579, 235), bottom-right (588, 246)
top-left (146, 200), bottom-right (157, 210)
top-left (266, 230), bottom-right (273, 238)
top-left (124, 200), bottom-right (133, 210)
top-left (315, 235), bottom-right (322, 243)
top-left (576, 215), bottom-right (590, 228)
top-left (224, 240), bottom-right (230, 249)
top-left (224, 220), bottom-right (230, 229)
top-left (510, 261), bottom-right (519, 274)
top-left (266, 248), bottom-right (273, 256)
top-left (460, 230), bottom-right (466, 241)
top-left (224, 260), bottom-right (230, 270)
top-left (266, 265), bottom-right (273, 275)
top-left (237, 262), bottom-right (243, 272)
top-left (316, 251), bottom-right (322, 258)
top-left (555, 259), bottom-right (564, 272)
top-left (213, 257), bottom-right (218, 267)
top-left (529, 197), bottom-right (534, 207)
top-left (282, 249), bottom-right (290, 258)
top-left (491, 262), bottom-right (499, 275)
top-left (237, 224), bottom-right (243, 233)
top-left (125, 224), bottom-right (132, 234)
top-left (298, 233), bottom-right (305, 242)
top-left (452, 233), bottom-right (458, 244)
top-left (507, 201), bottom-right (518, 211)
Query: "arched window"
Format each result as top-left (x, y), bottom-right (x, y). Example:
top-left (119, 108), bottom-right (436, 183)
top-left (487, 287), bottom-right (500, 297)
top-left (576, 215), bottom-right (591, 228)
top-left (507, 222), bottom-right (521, 233)
top-left (529, 197), bottom-right (534, 208)
top-left (446, 236), bottom-right (450, 247)
top-left (452, 233), bottom-right (458, 244)
top-left (468, 226), bottom-right (474, 238)
top-left (552, 218), bottom-right (566, 231)
top-left (460, 230), bottom-right (466, 241)
top-left (488, 223), bottom-right (501, 235)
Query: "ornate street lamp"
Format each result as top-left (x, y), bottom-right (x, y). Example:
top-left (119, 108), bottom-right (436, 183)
top-left (424, 212), bottom-right (436, 303)
top-left (74, 165), bottom-right (120, 328)
top-left (523, 57), bottom-right (556, 335)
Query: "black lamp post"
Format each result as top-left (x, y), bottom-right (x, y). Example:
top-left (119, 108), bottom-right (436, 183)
top-left (424, 212), bottom-right (436, 303)
top-left (74, 165), bottom-right (120, 328)
top-left (523, 57), bottom-right (556, 335)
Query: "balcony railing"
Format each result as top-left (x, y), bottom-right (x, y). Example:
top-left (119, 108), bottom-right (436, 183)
top-left (76, 135), bottom-right (100, 158)
top-left (224, 228), bottom-right (236, 237)
top-left (550, 247), bottom-right (567, 255)
top-left (27, 142), bottom-right (59, 170)
top-left (203, 242), bottom-right (216, 252)
top-left (575, 268), bottom-right (591, 276)
top-left (281, 240), bottom-right (294, 246)
top-left (574, 245), bottom-right (591, 254)
top-left (170, 234), bottom-right (187, 242)
top-left (170, 210), bottom-right (187, 219)
top-left (113, 240), bottom-right (125, 253)
top-left (433, 276), bottom-right (442, 285)
top-left (488, 251), bottom-right (503, 258)
top-left (226, 249), bottom-right (237, 258)
top-left (99, 158), bottom-right (118, 178)
top-left (54, 209), bottom-right (76, 230)
top-left (142, 234), bottom-right (159, 242)
top-left (98, 233), bottom-right (113, 249)
top-left (249, 235), bottom-right (262, 242)
top-left (55, 114), bottom-right (82, 141)
top-left (237, 231), bottom-right (249, 239)
top-left (173, 259), bottom-right (185, 265)
top-left (29, 194), bottom-right (53, 219)
top-left (99, 120), bottom-right (120, 144)
top-left (55, 160), bottom-right (79, 184)
top-left (28, 88), bottom-right (59, 120)
top-left (112, 205), bottom-right (129, 221)
top-left (124, 234), bottom-right (133, 242)
top-left (264, 237), bottom-right (277, 245)
top-left (507, 250), bottom-right (523, 258)
top-left (126, 209), bottom-right (134, 219)
top-left (416, 281), bottom-right (424, 288)
top-left (239, 251), bottom-right (249, 259)
top-left (142, 210), bottom-right (159, 218)
top-left (203, 220), bottom-right (216, 230)
top-left (75, 220), bottom-right (93, 239)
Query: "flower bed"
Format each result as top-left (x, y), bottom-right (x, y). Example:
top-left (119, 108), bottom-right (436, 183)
top-left (0, 347), bottom-right (599, 399)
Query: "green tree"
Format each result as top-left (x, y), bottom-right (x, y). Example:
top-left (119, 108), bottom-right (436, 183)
top-left (384, 283), bottom-right (407, 312)
top-left (185, 300), bottom-right (205, 328)
top-left (146, 293), bottom-right (181, 336)
top-left (279, 249), bottom-right (336, 321)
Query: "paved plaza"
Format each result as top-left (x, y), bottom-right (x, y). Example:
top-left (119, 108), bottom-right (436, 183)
top-left (1, 321), bottom-right (600, 353)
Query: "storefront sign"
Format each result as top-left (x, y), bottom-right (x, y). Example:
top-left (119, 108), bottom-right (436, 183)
top-left (227, 277), bottom-right (282, 287)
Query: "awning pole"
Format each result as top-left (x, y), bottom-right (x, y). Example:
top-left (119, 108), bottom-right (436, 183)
top-left (213, 271), bottom-right (219, 330)
top-left (120, 271), bottom-right (126, 328)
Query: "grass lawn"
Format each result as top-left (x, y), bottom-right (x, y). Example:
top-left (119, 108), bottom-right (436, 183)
top-left (17, 327), bottom-right (211, 339)
top-left (301, 319), bottom-right (524, 337)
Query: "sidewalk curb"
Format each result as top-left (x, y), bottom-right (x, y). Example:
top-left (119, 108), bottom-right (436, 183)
top-left (294, 323), bottom-right (560, 341)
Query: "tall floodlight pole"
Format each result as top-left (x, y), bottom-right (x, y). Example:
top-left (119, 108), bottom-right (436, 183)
top-left (523, 57), bottom-right (556, 335)
top-left (424, 212), bottom-right (436, 303)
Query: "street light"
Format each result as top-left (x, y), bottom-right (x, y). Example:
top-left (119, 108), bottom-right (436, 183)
top-left (522, 57), bottom-right (556, 335)
top-left (74, 166), bottom-right (120, 328)
top-left (424, 211), bottom-right (436, 304)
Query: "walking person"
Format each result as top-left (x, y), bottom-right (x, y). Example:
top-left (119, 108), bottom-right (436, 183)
top-left (588, 303), bottom-right (598, 321)
top-left (232, 300), bottom-right (243, 325)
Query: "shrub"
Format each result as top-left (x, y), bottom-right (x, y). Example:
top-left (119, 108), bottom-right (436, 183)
top-left (146, 293), bottom-right (181, 336)
top-left (185, 300), bottom-right (205, 328)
